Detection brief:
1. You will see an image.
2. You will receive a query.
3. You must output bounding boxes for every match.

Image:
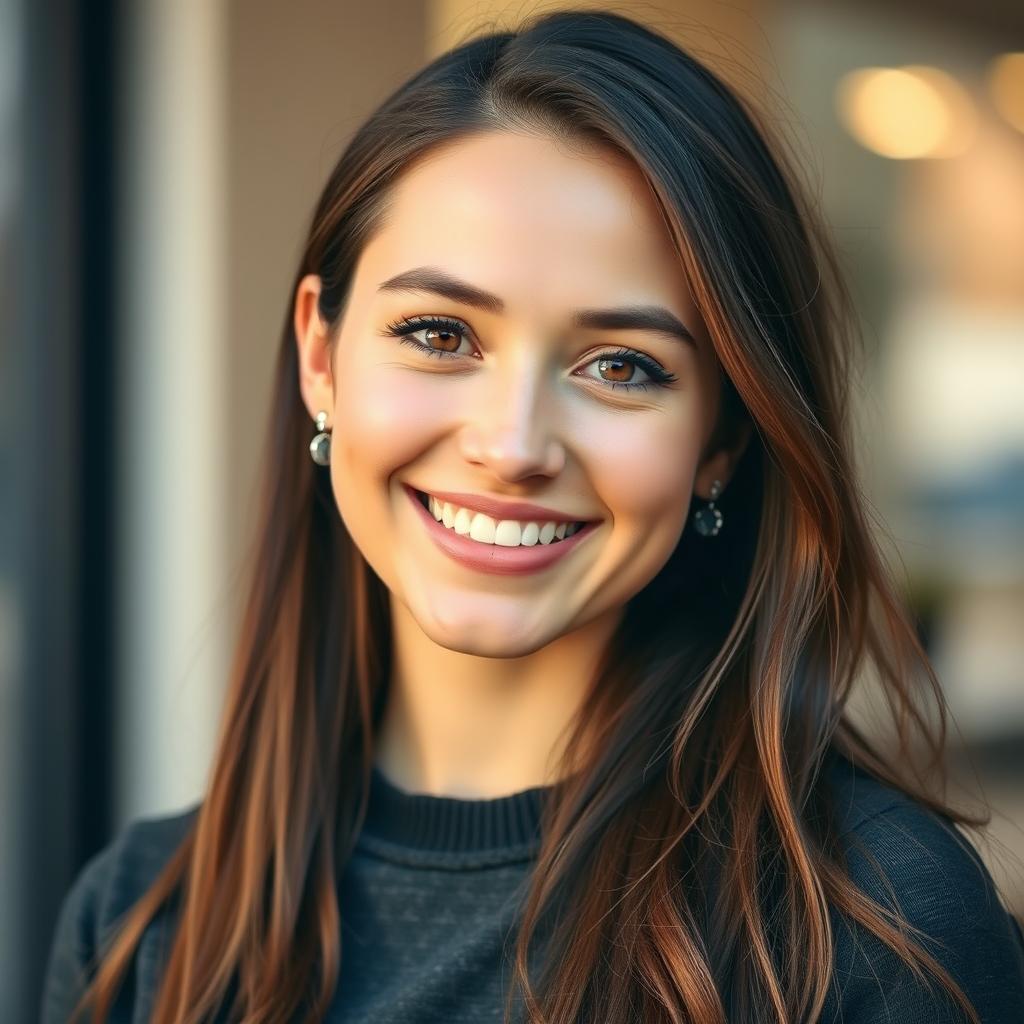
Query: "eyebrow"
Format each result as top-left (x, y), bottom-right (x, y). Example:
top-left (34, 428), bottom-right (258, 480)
top-left (377, 266), bottom-right (697, 347)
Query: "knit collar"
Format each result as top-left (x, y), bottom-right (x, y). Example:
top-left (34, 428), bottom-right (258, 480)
top-left (355, 763), bottom-right (554, 869)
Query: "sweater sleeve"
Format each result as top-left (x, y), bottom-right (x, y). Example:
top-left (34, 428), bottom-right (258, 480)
top-left (826, 800), bottom-right (1024, 1024)
top-left (40, 837), bottom-right (123, 1024)
top-left (40, 804), bottom-right (199, 1024)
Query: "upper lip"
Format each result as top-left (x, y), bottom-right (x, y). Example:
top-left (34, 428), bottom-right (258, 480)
top-left (406, 484), bottom-right (599, 524)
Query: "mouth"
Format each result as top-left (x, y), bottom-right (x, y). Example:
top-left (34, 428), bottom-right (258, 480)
top-left (411, 488), bottom-right (589, 542)
top-left (403, 483), bottom-right (600, 576)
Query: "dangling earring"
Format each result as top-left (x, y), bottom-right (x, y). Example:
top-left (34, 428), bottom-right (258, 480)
top-left (309, 410), bottom-right (332, 465)
top-left (693, 479), bottom-right (724, 536)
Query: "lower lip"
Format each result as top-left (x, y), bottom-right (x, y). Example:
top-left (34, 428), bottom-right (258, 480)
top-left (403, 484), bottom-right (600, 576)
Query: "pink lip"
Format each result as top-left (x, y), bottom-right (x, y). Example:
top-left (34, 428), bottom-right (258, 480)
top-left (403, 484), bottom-right (599, 576)
top-left (412, 487), bottom-right (599, 525)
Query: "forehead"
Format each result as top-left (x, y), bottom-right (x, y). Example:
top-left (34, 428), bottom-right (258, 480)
top-left (359, 130), bottom-right (693, 320)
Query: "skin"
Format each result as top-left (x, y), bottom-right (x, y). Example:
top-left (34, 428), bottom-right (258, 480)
top-left (294, 130), bottom-right (749, 798)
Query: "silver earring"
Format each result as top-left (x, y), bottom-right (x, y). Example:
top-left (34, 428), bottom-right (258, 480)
top-left (693, 479), bottom-right (724, 537)
top-left (309, 410), bottom-right (332, 465)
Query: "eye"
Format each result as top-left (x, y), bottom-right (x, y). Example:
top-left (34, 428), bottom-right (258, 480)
top-left (574, 348), bottom-right (677, 392)
top-left (380, 315), bottom-right (678, 391)
top-left (381, 315), bottom-right (475, 359)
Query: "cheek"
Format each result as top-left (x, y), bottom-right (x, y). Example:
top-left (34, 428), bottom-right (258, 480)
top-left (331, 368), bottom-right (451, 480)
top-left (583, 408), bottom-right (702, 544)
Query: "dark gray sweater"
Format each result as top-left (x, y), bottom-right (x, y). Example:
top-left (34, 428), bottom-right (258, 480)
top-left (42, 753), bottom-right (1024, 1022)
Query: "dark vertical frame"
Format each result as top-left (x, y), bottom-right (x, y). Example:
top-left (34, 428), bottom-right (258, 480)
top-left (12, 0), bottom-right (120, 1016)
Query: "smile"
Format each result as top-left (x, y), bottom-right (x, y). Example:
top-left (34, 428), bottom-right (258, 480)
top-left (403, 484), bottom-right (599, 576)
top-left (418, 489), bottom-right (585, 547)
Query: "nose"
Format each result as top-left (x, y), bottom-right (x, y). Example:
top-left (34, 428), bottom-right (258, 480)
top-left (458, 355), bottom-right (566, 481)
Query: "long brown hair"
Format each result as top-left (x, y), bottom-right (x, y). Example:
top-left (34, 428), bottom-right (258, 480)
top-left (70, 8), bottom-right (1003, 1022)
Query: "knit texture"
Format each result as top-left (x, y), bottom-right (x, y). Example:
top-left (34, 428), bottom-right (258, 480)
top-left (42, 753), bottom-right (1024, 1022)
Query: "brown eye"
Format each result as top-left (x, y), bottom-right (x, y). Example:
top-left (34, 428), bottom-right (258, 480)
top-left (576, 347), bottom-right (676, 392)
top-left (424, 326), bottom-right (462, 353)
top-left (597, 356), bottom-right (637, 384)
top-left (382, 315), bottom-right (475, 360)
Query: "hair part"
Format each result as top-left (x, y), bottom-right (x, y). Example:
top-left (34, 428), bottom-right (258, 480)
top-left (71, 8), bottom-right (998, 1023)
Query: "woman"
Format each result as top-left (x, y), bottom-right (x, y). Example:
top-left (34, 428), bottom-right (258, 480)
top-left (42, 8), bottom-right (1024, 1023)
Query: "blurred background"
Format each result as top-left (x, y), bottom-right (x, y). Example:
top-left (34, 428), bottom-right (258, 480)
top-left (2, 0), bottom-right (1023, 1017)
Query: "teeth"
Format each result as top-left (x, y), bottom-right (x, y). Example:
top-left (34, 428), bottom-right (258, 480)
top-left (469, 512), bottom-right (496, 543)
top-left (453, 507), bottom-right (473, 536)
top-left (425, 493), bottom-right (584, 548)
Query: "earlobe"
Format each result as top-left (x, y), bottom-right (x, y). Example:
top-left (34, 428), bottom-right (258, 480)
top-left (694, 455), bottom-right (730, 502)
top-left (695, 419), bottom-right (752, 500)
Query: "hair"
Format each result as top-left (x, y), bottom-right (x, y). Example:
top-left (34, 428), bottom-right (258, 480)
top-left (69, 7), bottom-right (1008, 1023)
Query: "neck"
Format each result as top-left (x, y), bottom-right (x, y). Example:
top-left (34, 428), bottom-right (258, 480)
top-left (374, 597), bottom-right (621, 798)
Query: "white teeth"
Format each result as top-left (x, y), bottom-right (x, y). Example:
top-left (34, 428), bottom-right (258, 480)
top-left (469, 513), bottom-right (496, 543)
top-left (453, 506), bottom-right (473, 536)
top-left (423, 492), bottom-right (583, 548)
top-left (494, 519), bottom-right (521, 547)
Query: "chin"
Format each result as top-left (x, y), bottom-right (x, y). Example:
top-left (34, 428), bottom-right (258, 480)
top-left (423, 615), bottom-right (561, 659)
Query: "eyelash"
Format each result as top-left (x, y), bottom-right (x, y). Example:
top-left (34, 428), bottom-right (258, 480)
top-left (380, 315), bottom-right (678, 392)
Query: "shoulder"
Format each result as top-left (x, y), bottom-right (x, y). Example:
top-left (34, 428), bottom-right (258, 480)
top-left (820, 753), bottom-right (1024, 1022)
top-left (823, 750), bottom-right (1014, 919)
top-left (41, 801), bottom-right (201, 1024)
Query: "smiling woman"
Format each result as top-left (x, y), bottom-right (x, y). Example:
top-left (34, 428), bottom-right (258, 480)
top-left (42, 7), bottom-right (1024, 1024)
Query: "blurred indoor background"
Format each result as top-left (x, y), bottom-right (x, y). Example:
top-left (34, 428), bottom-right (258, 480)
top-left (2, 0), bottom-right (1022, 1018)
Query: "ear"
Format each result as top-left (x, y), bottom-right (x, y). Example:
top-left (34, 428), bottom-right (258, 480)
top-left (694, 418), bottom-right (753, 500)
top-left (294, 273), bottom-right (335, 419)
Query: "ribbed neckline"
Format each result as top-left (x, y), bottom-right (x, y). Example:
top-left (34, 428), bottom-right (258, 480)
top-left (355, 763), bottom-right (554, 869)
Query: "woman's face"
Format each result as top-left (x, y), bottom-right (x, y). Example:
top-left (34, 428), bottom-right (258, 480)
top-left (297, 130), bottom-right (735, 657)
